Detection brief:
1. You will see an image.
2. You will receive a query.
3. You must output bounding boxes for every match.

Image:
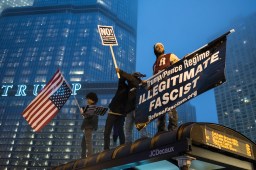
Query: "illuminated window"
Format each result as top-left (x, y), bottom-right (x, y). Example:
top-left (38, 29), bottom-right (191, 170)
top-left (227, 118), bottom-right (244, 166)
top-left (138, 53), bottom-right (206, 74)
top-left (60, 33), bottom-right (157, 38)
top-left (101, 99), bottom-right (108, 105)
top-left (55, 61), bottom-right (63, 66)
top-left (35, 76), bottom-right (46, 82)
top-left (2, 77), bottom-right (14, 83)
top-left (70, 108), bottom-right (77, 114)
top-left (244, 97), bottom-right (250, 103)
top-left (65, 148), bottom-right (71, 152)
top-left (62, 28), bottom-right (69, 37)
top-left (70, 70), bottom-right (84, 75)
top-left (70, 77), bottom-right (81, 82)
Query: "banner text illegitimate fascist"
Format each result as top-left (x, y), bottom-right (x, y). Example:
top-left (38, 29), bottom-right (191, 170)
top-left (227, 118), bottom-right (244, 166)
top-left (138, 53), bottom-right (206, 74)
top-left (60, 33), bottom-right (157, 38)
top-left (139, 50), bottom-right (220, 112)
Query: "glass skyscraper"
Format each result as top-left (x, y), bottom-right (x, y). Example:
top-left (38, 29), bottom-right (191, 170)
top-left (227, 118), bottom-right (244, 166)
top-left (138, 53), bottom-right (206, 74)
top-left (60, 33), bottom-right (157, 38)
top-left (0, 0), bottom-right (137, 169)
top-left (0, 0), bottom-right (33, 13)
top-left (214, 13), bottom-right (256, 143)
top-left (177, 102), bottom-right (196, 125)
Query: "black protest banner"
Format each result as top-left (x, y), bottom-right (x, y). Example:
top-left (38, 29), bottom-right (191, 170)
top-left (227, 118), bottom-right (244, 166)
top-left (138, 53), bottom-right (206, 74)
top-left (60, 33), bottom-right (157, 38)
top-left (135, 30), bottom-right (233, 130)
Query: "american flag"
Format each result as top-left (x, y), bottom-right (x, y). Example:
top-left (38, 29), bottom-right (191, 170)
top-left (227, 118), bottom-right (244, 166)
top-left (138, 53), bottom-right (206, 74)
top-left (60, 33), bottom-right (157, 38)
top-left (22, 69), bottom-right (72, 132)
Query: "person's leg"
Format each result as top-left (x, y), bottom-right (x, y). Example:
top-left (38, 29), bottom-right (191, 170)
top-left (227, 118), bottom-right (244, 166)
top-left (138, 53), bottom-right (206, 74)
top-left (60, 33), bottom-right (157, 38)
top-left (81, 134), bottom-right (86, 158)
top-left (168, 109), bottom-right (178, 131)
top-left (116, 116), bottom-right (125, 145)
top-left (134, 111), bottom-right (148, 138)
top-left (157, 114), bottom-right (166, 133)
top-left (85, 128), bottom-right (93, 156)
top-left (112, 123), bottom-right (118, 146)
top-left (104, 114), bottom-right (115, 150)
top-left (125, 112), bottom-right (133, 143)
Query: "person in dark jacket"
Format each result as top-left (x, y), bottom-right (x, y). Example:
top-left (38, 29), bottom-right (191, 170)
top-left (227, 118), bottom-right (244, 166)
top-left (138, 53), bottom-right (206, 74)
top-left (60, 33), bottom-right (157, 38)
top-left (104, 68), bottom-right (147, 150)
top-left (103, 73), bottom-right (128, 150)
top-left (80, 92), bottom-right (98, 158)
top-left (112, 124), bottom-right (118, 146)
top-left (116, 68), bottom-right (148, 142)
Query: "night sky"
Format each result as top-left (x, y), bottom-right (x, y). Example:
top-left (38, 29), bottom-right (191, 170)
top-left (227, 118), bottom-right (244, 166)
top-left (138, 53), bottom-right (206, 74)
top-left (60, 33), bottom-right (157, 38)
top-left (136, 0), bottom-right (256, 123)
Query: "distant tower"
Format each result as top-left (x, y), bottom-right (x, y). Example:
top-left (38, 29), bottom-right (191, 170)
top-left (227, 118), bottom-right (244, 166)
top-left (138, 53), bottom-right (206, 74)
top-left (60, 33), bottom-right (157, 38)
top-left (177, 102), bottom-right (196, 125)
top-left (214, 13), bottom-right (256, 143)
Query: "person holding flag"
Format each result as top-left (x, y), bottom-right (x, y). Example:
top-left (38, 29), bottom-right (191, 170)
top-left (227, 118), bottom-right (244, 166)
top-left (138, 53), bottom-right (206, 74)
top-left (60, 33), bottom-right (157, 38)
top-left (153, 42), bottom-right (180, 133)
top-left (80, 92), bottom-right (99, 158)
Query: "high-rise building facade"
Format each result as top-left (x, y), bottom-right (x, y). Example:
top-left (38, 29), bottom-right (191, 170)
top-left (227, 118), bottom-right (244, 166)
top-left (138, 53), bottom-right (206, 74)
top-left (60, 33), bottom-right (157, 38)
top-left (177, 102), bottom-right (196, 125)
top-left (0, 0), bottom-right (33, 13)
top-left (0, 0), bottom-right (137, 169)
top-left (214, 13), bottom-right (256, 143)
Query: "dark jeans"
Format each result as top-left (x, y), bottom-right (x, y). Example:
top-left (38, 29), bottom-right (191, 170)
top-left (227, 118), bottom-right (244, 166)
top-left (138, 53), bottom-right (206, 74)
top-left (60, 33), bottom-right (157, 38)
top-left (157, 109), bottom-right (178, 133)
top-left (81, 128), bottom-right (93, 158)
top-left (104, 113), bottom-right (125, 150)
top-left (125, 111), bottom-right (147, 143)
top-left (113, 122), bottom-right (119, 144)
top-left (81, 134), bottom-right (86, 158)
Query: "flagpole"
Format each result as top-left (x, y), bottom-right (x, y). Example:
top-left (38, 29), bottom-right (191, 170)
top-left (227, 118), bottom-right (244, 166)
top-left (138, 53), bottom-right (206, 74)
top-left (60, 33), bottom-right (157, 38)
top-left (58, 69), bottom-right (81, 111)
top-left (184, 29), bottom-right (235, 58)
top-left (58, 69), bottom-right (81, 110)
top-left (109, 45), bottom-right (120, 78)
top-left (73, 95), bottom-right (82, 110)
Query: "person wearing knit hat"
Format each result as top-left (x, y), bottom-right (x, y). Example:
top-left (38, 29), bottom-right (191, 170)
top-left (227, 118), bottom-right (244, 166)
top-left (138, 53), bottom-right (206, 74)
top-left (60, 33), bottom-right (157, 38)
top-left (153, 42), bottom-right (180, 133)
top-left (153, 42), bottom-right (164, 56)
top-left (80, 92), bottom-right (98, 158)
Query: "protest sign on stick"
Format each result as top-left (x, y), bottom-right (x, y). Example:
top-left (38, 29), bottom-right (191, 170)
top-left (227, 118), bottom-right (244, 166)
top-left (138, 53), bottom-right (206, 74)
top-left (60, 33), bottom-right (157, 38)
top-left (98, 25), bottom-right (120, 78)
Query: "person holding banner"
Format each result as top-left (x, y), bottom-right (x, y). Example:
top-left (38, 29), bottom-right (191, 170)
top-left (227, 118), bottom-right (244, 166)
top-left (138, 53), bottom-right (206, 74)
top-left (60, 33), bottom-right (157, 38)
top-left (80, 92), bottom-right (99, 158)
top-left (115, 68), bottom-right (148, 143)
top-left (125, 110), bottom-right (148, 142)
top-left (104, 68), bottom-right (148, 150)
top-left (153, 42), bottom-right (179, 132)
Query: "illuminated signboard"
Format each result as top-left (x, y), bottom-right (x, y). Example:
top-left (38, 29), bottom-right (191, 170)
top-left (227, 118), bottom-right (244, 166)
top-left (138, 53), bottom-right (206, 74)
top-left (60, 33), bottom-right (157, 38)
top-left (204, 126), bottom-right (253, 159)
top-left (1, 83), bottom-right (82, 96)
